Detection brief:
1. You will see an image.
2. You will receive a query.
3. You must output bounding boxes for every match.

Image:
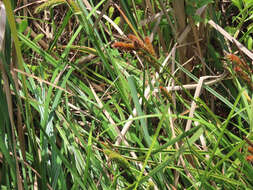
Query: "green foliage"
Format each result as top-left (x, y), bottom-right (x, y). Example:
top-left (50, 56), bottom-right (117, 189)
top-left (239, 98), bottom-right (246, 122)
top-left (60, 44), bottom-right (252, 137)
top-left (186, 0), bottom-right (213, 22)
top-left (34, 0), bottom-right (80, 14)
top-left (34, 0), bottom-right (66, 14)
top-left (0, 0), bottom-right (253, 189)
top-left (229, 0), bottom-right (253, 49)
top-left (17, 19), bottom-right (28, 33)
top-left (104, 149), bottom-right (131, 170)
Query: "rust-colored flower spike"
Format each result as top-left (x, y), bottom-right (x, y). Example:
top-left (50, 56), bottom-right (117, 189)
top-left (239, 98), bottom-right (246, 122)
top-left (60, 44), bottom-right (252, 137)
top-left (112, 34), bottom-right (142, 51)
top-left (246, 146), bottom-right (253, 162)
top-left (144, 37), bottom-right (157, 58)
top-left (226, 54), bottom-right (253, 75)
top-left (112, 42), bottom-right (135, 51)
top-left (112, 34), bottom-right (158, 70)
top-left (127, 34), bottom-right (145, 49)
top-left (112, 34), bottom-right (156, 57)
top-left (159, 86), bottom-right (172, 101)
top-left (226, 54), bottom-right (253, 90)
top-left (244, 136), bottom-right (253, 162)
top-left (234, 66), bottom-right (253, 89)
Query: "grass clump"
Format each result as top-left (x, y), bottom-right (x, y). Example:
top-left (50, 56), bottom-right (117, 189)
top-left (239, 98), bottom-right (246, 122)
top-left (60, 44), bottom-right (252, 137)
top-left (0, 0), bottom-right (252, 189)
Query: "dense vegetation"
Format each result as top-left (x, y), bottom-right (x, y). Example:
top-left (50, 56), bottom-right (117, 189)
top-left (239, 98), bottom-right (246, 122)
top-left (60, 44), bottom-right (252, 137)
top-left (0, 0), bottom-right (252, 189)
